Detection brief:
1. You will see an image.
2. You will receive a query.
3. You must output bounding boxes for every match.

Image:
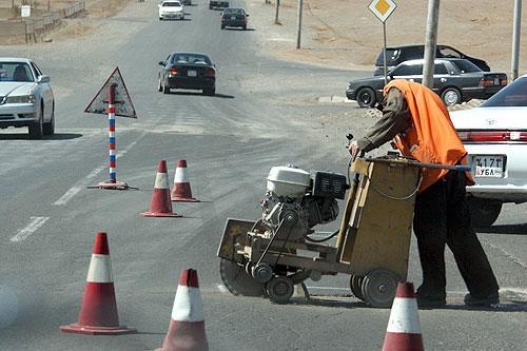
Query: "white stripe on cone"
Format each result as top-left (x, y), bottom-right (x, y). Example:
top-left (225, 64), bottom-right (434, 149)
top-left (174, 167), bottom-right (190, 183)
top-left (155, 172), bottom-right (170, 189)
top-left (386, 297), bottom-right (421, 333)
top-left (172, 286), bottom-right (204, 322)
top-left (86, 254), bottom-right (114, 283)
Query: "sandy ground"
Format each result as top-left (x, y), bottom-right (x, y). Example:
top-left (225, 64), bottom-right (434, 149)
top-left (2, 0), bottom-right (526, 75)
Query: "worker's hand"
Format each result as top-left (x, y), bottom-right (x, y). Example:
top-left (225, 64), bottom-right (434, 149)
top-left (348, 140), bottom-right (359, 159)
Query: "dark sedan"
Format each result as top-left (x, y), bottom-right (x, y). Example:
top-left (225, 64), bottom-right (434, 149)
top-left (158, 52), bottom-right (216, 96)
top-left (346, 58), bottom-right (508, 108)
top-left (220, 7), bottom-right (248, 30)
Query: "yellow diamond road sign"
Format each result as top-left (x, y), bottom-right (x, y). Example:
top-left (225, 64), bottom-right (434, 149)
top-left (369, 0), bottom-right (397, 23)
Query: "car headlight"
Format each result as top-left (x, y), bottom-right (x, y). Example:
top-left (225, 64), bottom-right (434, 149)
top-left (5, 95), bottom-right (37, 103)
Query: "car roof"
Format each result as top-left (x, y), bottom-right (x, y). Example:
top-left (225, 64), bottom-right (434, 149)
top-left (0, 58), bottom-right (33, 63)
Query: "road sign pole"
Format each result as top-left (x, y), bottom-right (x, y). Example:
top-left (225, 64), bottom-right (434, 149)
top-left (108, 83), bottom-right (117, 184)
top-left (94, 83), bottom-right (129, 190)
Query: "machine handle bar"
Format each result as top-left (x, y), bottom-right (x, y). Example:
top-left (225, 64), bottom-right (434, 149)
top-left (365, 156), bottom-right (471, 172)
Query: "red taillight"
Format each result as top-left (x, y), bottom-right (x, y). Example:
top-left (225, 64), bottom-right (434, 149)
top-left (204, 68), bottom-right (215, 77)
top-left (458, 130), bottom-right (527, 142)
top-left (479, 76), bottom-right (508, 87)
top-left (168, 67), bottom-right (179, 76)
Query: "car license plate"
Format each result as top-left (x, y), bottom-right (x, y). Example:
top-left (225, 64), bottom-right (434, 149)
top-left (471, 155), bottom-right (505, 177)
top-left (187, 70), bottom-right (197, 77)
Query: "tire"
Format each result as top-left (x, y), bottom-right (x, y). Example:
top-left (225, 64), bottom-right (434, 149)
top-left (221, 24), bottom-right (225, 29)
top-left (29, 106), bottom-right (44, 139)
top-left (361, 269), bottom-right (400, 308)
top-left (162, 81), bottom-right (170, 94)
top-left (157, 77), bottom-right (163, 92)
top-left (203, 87), bottom-right (215, 96)
top-left (43, 102), bottom-right (55, 136)
top-left (441, 87), bottom-right (462, 106)
top-left (356, 87), bottom-right (376, 108)
top-left (468, 196), bottom-right (502, 229)
top-left (243, 25), bottom-right (247, 30)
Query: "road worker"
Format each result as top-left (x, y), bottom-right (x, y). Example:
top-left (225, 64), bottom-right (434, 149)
top-left (348, 79), bottom-right (500, 308)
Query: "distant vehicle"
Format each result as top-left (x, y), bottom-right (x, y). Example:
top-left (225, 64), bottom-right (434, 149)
top-left (157, 52), bottom-right (216, 96)
top-left (209, 0), bottom-right (228, 10)
top-left (374, 44), bottom-right (491, 76)
top-left (450, 75), bottom-right (527, 228)
top-left (346, 58), bottom-right (507, 108)
top-left (220, 7), bottom-right (249, 30)
top-left (158, 0), bottom-right (184, 20)
top-left (180, 0), bottom-right (191, 5)
top-left (0, 57), bottom-right (55, 139)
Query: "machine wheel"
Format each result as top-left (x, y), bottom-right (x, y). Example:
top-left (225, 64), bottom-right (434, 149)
top-left (350, 275), bottom-right (365, 301)
top-left (266, 276), bottom-right (294, 304)
top-left (356, 87), bottom-right (376, 108)
top-left (219, 258), bottom-right (266, 297)
top-left (468, 196), bottom-right (502, 229)
top-left (361, 269), bottom-right (400, 308)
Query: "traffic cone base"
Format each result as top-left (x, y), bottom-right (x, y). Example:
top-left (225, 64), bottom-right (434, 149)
top-left (382, 282), bottom-right (424, 351)
top-left (171, 160), bottom-right (200, 202)
top-left (59, 232), bottom-right (137, 336)
top-left (96, 181), bottom-right (129, 190)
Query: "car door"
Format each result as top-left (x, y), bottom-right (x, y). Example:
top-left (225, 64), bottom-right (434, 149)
top-left (431, 62), bottom-right (450, 93)
top-left (30, 61), bottom-right (53, 119)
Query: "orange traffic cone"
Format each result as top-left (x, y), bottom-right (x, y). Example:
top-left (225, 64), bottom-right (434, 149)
top-left (60, 232), bottom-right (137, 335)
top-left (382, 281), bottom-right (424, 351)
top-left (171, 160), bottom-right (200, 202)
top-left (156, 269), bottom-right (208, 351)
top-left (141, 160), bottom-right (182, 217)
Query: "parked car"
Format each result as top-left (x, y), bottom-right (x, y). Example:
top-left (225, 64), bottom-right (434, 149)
top-left (346, 58), bottom-right (507, 108)
top-left (374, 44), bottom-right (490, 76)
top-left (0, 58), bottom-right (55, 139)
top-left (220, 7), bottom-right (249, 30)
top-left (157, 52), bottom-right (216, 96)
top-left (158, 0), bottom-right (184, 20)
top-left (450, 75), bottom-right (527, 228)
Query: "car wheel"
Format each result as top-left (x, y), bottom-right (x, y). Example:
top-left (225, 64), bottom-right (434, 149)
top-left (441, 87), bottom-right (462, 106)
top-left (356, 87), bottom-right (376, 108)
top-left (203, 87), bottom-right (215, 96)
top-left (221, 24), bottom-right (225, 29)
top-left (157, 77), bottom-right (163, 92)
top-left (43, 102), bottom-right (55, 136)
top-left (468, 196), bottom-right (503, 229)
top-left (243, 25), bottom-right (247, 30)
top-left (163, 81), bottom-right (170, 94)
top-left (29, 105), bottom-right (44, 139)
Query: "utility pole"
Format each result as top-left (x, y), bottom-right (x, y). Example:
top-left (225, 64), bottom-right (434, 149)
top-left (511, 0), bottom-right (522, 81)
top-left (275, 0), bottom-right (280, 24)
top-left (296, 0), bottom-right (303, 49)
top-left (422, 0), bottom-right (439, 88)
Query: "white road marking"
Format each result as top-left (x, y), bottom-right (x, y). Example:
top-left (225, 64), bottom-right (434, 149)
top-left (53, 186), bottom-right (83, 206)
top-left (11, 217), bottom-right (49, 242)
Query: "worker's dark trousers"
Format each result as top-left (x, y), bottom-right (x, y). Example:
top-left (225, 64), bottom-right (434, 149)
top-left (413, 170), bottom-right (500, 299)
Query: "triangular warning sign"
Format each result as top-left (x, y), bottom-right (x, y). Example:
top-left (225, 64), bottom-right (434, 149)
top-left (84, 67), bottom-right (137, 118)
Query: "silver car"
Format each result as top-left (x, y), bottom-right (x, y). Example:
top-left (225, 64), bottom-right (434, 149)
top-left (451, 75), bottom-right (527, 228)
top-left (0, 58), bottom-right (55, 139)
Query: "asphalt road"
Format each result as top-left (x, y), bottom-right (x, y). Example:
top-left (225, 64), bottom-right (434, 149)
top-left (1, 0), bottom-right (526, 350)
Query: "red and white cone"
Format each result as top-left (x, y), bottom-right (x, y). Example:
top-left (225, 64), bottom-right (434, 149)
top-left (60, 232), bottom-right (137, 335)
top-left (141, 160), bottom-right (182, 217)
top-left (171, 160), bottom-right (200, 202)
top-left (382, 281), bottom-right (424, 351)
top-left (156, 269), bottom-right (208, 351)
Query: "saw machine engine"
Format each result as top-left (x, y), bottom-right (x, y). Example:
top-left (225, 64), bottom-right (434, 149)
top-left (259, 165), bottom-right (347, 243)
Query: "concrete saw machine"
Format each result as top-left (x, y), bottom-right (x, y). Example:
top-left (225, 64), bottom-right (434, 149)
top-left (217, 153), bottom-right (423, 307)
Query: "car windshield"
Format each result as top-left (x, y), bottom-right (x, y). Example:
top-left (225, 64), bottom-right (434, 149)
top-left (450, 59), bottom-right (481, 73)
top-left (481, 77), bottom-right (527, 107)
top-left (163, 2), bottom-right (181, 6)
top-left (0, 62), bottom-right (34, 82)
top-left (172, 54), bottom-right (211, 65)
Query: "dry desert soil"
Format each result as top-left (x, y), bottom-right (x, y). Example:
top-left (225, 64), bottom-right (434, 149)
top-left (1, 0), bottom-right (526, 75)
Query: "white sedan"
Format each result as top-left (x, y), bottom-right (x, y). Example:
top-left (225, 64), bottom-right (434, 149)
top-left (451, 75), bottom-right (527, 228)
top-left (158, 0), bottom-right (185, 20)
top-left (0, 58), bottom-right (55, 139)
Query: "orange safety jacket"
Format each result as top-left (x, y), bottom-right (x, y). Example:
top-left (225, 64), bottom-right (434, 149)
top-left (383, 80), bottom-right (474, 191)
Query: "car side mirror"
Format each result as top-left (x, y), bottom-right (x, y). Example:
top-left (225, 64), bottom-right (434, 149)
top-left (38, 75), bottom-right (50, 83)
top-left (158, 61), bottom-right (165, 66)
